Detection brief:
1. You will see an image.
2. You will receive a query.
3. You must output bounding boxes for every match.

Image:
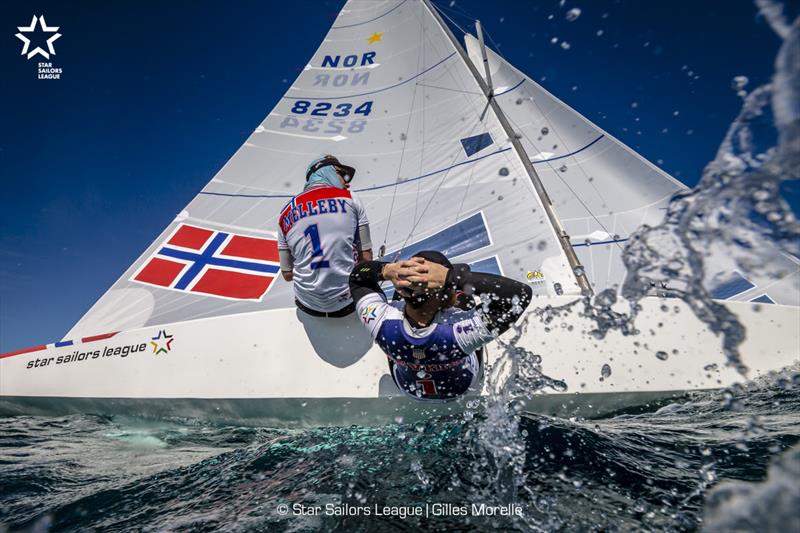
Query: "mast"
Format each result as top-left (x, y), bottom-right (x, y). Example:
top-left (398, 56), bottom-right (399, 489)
top-left (474, 20), bottom-right (494, 96)
top-left (421, 0), bottom-right (593, 296)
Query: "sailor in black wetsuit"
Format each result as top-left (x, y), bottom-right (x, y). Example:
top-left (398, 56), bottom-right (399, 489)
top-left (349, 251), bottom-right (533, 401)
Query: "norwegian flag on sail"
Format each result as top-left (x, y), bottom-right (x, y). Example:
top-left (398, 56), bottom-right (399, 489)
top-left (131, 223), bottom-right (280, 301)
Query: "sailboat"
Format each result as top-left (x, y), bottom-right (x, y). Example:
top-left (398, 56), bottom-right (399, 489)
top-left (2, 0), bottom-right (797, 426)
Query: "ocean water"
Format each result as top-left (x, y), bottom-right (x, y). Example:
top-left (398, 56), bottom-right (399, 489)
top-left (1, 374), bottom-right (798, 532)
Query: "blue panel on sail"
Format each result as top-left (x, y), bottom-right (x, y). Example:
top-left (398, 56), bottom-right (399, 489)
top-left (710, 272), bottom-right (755, 299)
top-left (460, 133), bottom-right (494, 157)
top-left (469, 256), bottom-right (502, 275)
top-left (392, 213), bottom-right (490, 261)
top-left (750, 294), bottom-right (774, 304)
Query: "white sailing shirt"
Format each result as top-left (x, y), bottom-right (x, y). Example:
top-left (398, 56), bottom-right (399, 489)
top-left (278, 185), bottom-right (369, 312)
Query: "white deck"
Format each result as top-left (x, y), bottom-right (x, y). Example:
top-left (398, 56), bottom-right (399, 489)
top-left (1, 296), bottom-right (797, 426)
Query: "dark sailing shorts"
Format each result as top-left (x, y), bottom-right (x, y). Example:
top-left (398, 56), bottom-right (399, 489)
top-left (295, 299), bottom-right (355, 318)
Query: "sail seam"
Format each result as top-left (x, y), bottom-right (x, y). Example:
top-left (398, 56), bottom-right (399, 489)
top-left (530, 135), bottom-right (605, 164)
top-left (331, 0), bottom-right (408, 29)
top-left (495, 79), bottom-right (525, 96)
top-left (196, 147), bottom-right (513, 199)
top-left (357, 147), bottom-right (511, 193)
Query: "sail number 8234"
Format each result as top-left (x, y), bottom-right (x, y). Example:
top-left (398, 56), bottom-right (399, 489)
top-left (290, 100), bottom-right (373, 117)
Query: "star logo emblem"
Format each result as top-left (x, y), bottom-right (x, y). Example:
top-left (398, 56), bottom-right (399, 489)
top-left (15, 15), bottom-right (61, 60)
top-left (150, 330), bottom-right (174, 355)
top-left (367, 32), bottom-right (383, 45)
top-left (361, 305), bottom-right (378, 325)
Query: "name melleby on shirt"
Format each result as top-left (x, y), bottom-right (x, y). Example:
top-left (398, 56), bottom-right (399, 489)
top-left (280, 198), bottom-right (349, 233)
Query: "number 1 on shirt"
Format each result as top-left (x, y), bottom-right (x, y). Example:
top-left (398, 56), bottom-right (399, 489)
top-left (304, 224), bottom-right (330, 269)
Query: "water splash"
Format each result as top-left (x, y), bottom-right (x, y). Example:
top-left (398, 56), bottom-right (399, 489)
top-left (608, 3), bottom-right (799, 374)
top-left (464, 310), bottom-right (568, 527)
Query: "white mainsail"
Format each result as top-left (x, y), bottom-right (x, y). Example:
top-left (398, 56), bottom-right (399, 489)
top-left (65, 0), bottom-right (580, 340)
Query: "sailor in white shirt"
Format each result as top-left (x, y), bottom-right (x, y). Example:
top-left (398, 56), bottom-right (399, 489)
top-left (278, 155), bottom-right (373, 316)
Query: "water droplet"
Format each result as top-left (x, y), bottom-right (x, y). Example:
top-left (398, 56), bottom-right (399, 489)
top-left (601, 363), bottom-right (612, 378)
top-left (560, 41), bottom-right (571, 50)
top-left (594, 288), bottom-right (617, 307)
top-left (559, 165), bottom-right (568, 172)
top-left (732, 75), bottom-right (749, 91)
top-left (497, 195), bottom-right (504, 201)
top-left (498, 167), bottom-right (509, 176)
top-left (655, 351), bottom-right (669, 361)
top-left (565, 7), bottom-right (581, 21)
top-left (541, 126), bottom-right (549, 135)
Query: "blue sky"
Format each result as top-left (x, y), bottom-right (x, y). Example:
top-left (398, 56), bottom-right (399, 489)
top-left (0, 0), bottom-right (794, 352)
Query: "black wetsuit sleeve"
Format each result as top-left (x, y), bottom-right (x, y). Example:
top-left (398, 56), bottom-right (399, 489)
top-left (349, 260), bottom-right (387, 303)
top-left (451, 264), bottom-right (533, 335)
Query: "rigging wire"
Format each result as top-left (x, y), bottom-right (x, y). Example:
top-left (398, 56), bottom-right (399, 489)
top-left (411, 15), bottom-right (428, 233)
top-left (380, 1), bottom-right (427, 256)
top-left (396, 114), bottom-right (486, 259)
top-left (433, 2), bottom-right (502, 226)
top-left (382, 0), bottom-right (492, 260)
top-left (431, 1), bottom-right (471, 36)
top-left (436, 0), bottom-right (623, 252)
top-left (396, 56), bottom-right (491, 256)
top-left (504, 98), bottom-right (623, 251)
top-left (414, 82), bottom-right (482, 95)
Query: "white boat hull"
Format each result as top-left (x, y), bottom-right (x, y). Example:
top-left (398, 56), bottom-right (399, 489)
top-left (1, 297), bottom-right (797, 426)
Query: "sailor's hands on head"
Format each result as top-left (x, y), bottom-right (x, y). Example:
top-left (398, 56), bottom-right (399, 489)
top-left (382, 259), bottom-right (425, 290)
top-left (410, 257), bottom-right (448, 291)
top-left (382, 257), bottom-right (449, 295)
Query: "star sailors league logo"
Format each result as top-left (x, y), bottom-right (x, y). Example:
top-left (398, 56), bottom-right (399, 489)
top-left (150, 330), bottom-right (174, 355)
top-left (15, 15), bottom-right (64, 80)
top-left (15, 15), bottom-right (61, 59)
top-left (131, 224), bottom-right (281, 301)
